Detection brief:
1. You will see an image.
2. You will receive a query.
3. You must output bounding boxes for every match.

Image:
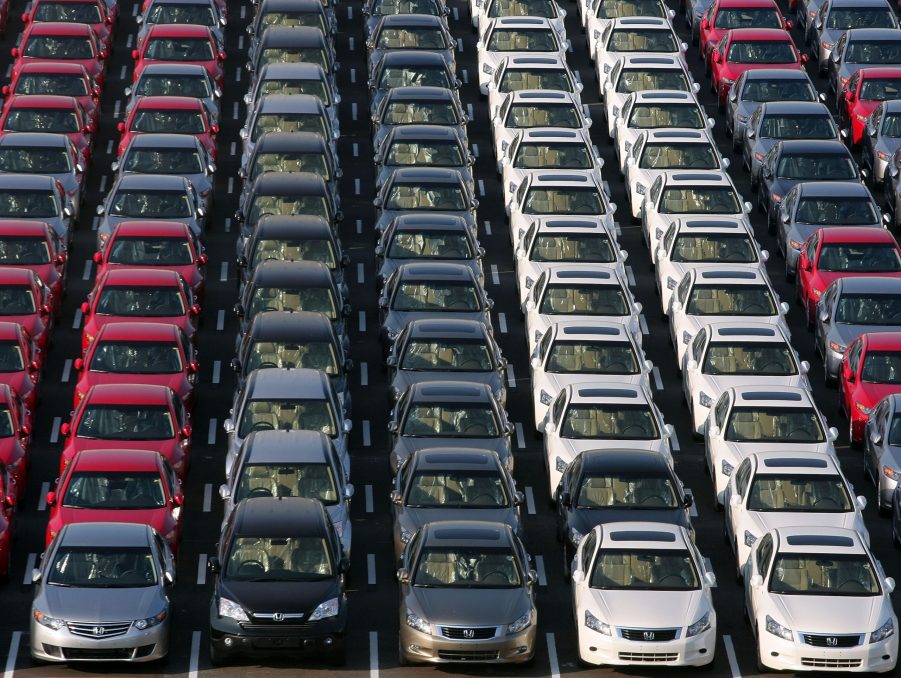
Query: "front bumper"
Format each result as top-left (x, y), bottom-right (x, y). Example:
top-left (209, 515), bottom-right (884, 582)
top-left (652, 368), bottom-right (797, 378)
top-left (398, 623), bottom-right (536, 664)
top-left (578, 624), bottom-right (715, 667)
top-left (30, 617), bottom-right (169, 663)
top-left (759, 631), bottom-right (897, 673)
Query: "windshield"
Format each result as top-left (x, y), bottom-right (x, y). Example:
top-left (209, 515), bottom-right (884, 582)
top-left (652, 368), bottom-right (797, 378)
top-left (406, 471), bottom-right (509, 507)
top-left (742, 78), bottom-right (817, 102)
top-left (499, 68), bottom-right (572, 93)
top-left (24, 36), bottom-right (93, 59)
top-left (414, 547), bottom-right (521, 587)
top-left (727, 39), bottom-right (795, 63)
top-left (393, 281), bottom-right (480, 311)
top-left (124, 148), bottom-right (204, 175)
top-left (145, 37), bottom-right (213, 61)
top-left (248, 287), bottom-right (337, 319)
top-left (715, 7), bottom-right (781, 28)
top-left (132, 109), bottom-right (204, 134)
top-left (609, 28), bottom-right (677, 53)
top-left (249, 152), bottom-right (329, 183)
top-left (861, 351), bottom-right (901, 383)
top-left (703, 342), bottom-right (796, 375)
top-left (402, 404), bottom-right (500, 437)
top-left (260, 47), bottom-right (327, 70)
top-left (383, 100), bottom-right (457, 124)
top-left (562, 403), bottom-right (659, 439)
top-left (0, 406), bottom-right (12, 437)
top-left (0, 236), bottom-right (51, 264)
top-left (35, 1), bottom-right (101, 22)
top-left (245, 340), bottom-right (339, 374)
top-left (686, 284), bottom-right (776, 316)
top-left (508, 103), bottom-right (580, 127)
top-left (249, 194), bottom-right (329, 223)
top-left (95, 286), bottom-right (185, 317)
top-left (545, 340), bottom-right (638, 374)
top-left (514, 142), bottom-right (591, 169)
top-left (251, 238), bottom-right (336, 269)
top-left (836, 293), bottom-right (901, 324)
top-left (639, 142), bottom-right (718, 169)
top-left (591, 549), bottom-right (698, 589)
top-left (0, 147), bottom-right (71, 173)
top-left (530, 233), bottom-right (615, 262)
top-left (386, 141), bottom-right (463, 167)
top-left (373, 0), bottom-right (439, 14)
top-left (226, 536), bottom-right (333, 580)
top-left (258, 77), bottom-right (330, 103)
top-left (4, 108), bottom-right (78, 133)
top-left (387, 231), bottom-right (472, 259)
top-left (376, 27), bottom-right (447, 50)
top-left (15, 74), bottom-right (88, 96)
top-left (400, 340), bottom-right (493, 370)
top-left (629, 103), bottom-right (704, 129)
top-left (596, 0), bottom-right (665, 18)
top-left (523, 188), bottom-right (605, 214)
top-left (539, 283), bottom-right (628, 315)
top-left (488, 28), bottom-right (557, 52)
top-left (235, 463), bottom-right (338, 503)
top-left (62, 471), bottom-right (167, 509)
top-left (659, 187), bottom-right (740, 214)
top-left (109, 190), bottom-right (192, 218)
top-left (252, 113), bottom-right (327, 141)
top-left (379, 66), bottom-right (452, 88)
top-left (48, 547), bottom-right (157, 588)
top-left (136, 75), bottom-right (211, 98)
top-left (861, 77), bottom-right (901, 101)
top-left (147, 3), bottom-right (216, 25)
top-left (89, 341), bottom-right (182, 374)
top-left (77, 404), bottom-right (175, 440)
top-left (576, 473), bottom-right (679, 509)
top-left (616, 68), bottom-right (689, 93)
top-left (238, 398), bottom-right (336, 437)
top-left (747, 474), bottom-right (852, 511)
top-left (725, 406), bottom-right (825, 442)
top-left (769, 553), bottom-right (879, 595)
top-left (845, 39), bottom-right (901, 64)
top-left (259, 10), bottom-right (325, 31)
top-left (489, 0), bottom-right (558, 17)
top-left (0, 287), bottom-right (35, 314)
top-left (670, 233), bottom-right (756, 263)
top-left (386, 184), bottom-right (466, 210)
top-left (827, 7), bottom-right (895, 30)
top-left (818, 244), bottom-right (901, 273)
top-left (795, 197), bottom-right (877, 225)
top-left (760, 114), bottom-right (835, 140)
top-left (0, 341), bottom-right (23, 372)
top-left (109, 236), bottom-right (194, 265)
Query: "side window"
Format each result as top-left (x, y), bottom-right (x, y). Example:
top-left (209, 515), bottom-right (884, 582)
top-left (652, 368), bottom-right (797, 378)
top-left (676, 274), bottom-right (691, 304)
top-left (847, 340), bottom-right (862, 372)
top-left (804, 234), bottom-right (818, 262)
top-left (632, 136), bottom-right (643, 160)
top-left (691, 329), bottom-right (706, 362)
top-left (601, 23), bottom-right (612, 45)
top-left (714, 393), bottom-right (730, 428)
top-left (735, 458), bottom-right (753, 496)
top-left (551, 392), bottom-right (566, 425)
top-left (663, 223), bottom-right (677, 252)
top-left (650, 175), bottom-right (663, 203)
top-left (538, 330), bottom-right (553, 359)
top-left (580, 531), bottom-right (596, 573)
top-left (755, 533), bottom-right (774, 578)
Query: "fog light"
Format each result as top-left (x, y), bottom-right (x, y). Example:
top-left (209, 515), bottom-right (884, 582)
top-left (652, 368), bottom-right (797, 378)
top-left (409, 644), bottom-right (420, 652)
top-left (224, 637), bottom-right (234, 647)
top-left (516, 646), bottom-right (528, 653)
top-left (323, 636), bottom-right (334, 646)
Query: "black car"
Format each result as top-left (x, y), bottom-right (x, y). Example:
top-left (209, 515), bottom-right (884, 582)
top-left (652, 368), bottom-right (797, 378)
top-left (375, 124), bottom-right (473, 190)
top-left (555, 448), bottom-right (692, 576)
top-left (371, 85), bottom-right (467, 151)
top-left (247, 26), bottom-right (338, 80)
top-left (368, 51), bottom-right (461, 115)
top-left (208, 496), bottom-right (348, 665)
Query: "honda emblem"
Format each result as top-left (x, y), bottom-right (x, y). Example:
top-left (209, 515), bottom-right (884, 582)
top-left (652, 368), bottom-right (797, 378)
top-left (463, 629), bottom-right (475, 639)
top-left (272, 613), bottom-right (284, 622)
top-left (643, 631), bottom-right (655, 641)
top-left (826, 637), bottom-right (838, 647)
top-left (92, 627), bottom-right (105, 637)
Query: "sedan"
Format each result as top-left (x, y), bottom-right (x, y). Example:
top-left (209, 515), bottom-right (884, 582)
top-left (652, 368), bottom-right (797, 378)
top-left (0, 267), bottom-right (52, 359)
top-left (372, 85), bottom-right (467, 154)
top-left (368, 50), bottom-right (459, 116)
top-left (585, 0), bottom-right (673, 56)
top-left (810, 0), bottom-right (897, 69)
top-left (3, 62), bottom-right (100, 128)
top-left (375, 124), bottom-right (473, 191)
top-left (0, 382), bottom-right (31, 491)
top-left (700, 0), bottom-right (788, 65)
top-left (117, 95), bottom-right (218, 158)
top-left (842, 333), bottom-right (901, 450)
top-left (478, 17), bottom-right (568, 95)
top-left (367, 14), bottom-right (455, 74)
top-left (866, 392), bottom-right (901, 512)
top-left (0, 94), bottom-right (94, 167)
top-left (837, 67), bottom-right (901, 149)
top-left (137, 0), bottom-right (226, 48)
top-left (133, 24), bottom-right (224, 88)
top-left (593, 18), bottom-right (686, 91)
top-left (863, 99), bottom-right (901, 188)
top-left (0, 219), bottom-right (67, 308)
top-left (22, 0), bottom-right (112, 49)
top-left (125, 63), bottom-right (221, 123)
top-left (0, 132), bottom-right (84, 220)
top-left (12, 22), bottom-right (107, 89)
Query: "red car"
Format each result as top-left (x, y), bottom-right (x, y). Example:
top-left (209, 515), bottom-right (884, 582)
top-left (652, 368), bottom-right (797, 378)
top-left (21, 0), bottom-right (113, 51)
top-left (95, 220), bottom-right (206, 300)
top-left (700, 0), bottom-right (789, 65)
top-left (0, 220), bottom-right (66, 310)
top-left (80, 268), bottom-right (199, 352)
top-left (0, 267), bottom-right (52, 357)
top-left (797, 226), bottom-right (901, 327)
top-left (840, 332), bottom-right (901, 446)
top-left (710, 28), bottom-right (807, 108)
top-left (0, 322), bottom-right (41, 421)
top-left (2, 62), bottom-right (100, 127)
top-left (12, 22), bottom-right (108, 90)
top-left (837, 67), bottom-right (901, 147)
top-left (0, 463), bottom-right (13, 579)
top-left (59, 383), bottom-right (192, 478)
top-left (116, 95), bottom-right (218, 158)
top-left (45, 448), bottom-right (184, 555)
top-left (133, 24), bottom-right (224, 89)
top-left (140, 0), bottom-right (226, 17)
top-left (0, 94), bottom-right (94, 165)
top-left (74, 321), bottom-right (198, 409)
top-left (0, 382), bottom-right (30, 497)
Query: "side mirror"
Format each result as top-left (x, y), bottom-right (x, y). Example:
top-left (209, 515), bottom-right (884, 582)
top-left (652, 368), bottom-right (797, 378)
top-left (704, 571), bottom-right (717, 588)
top-left (233, 303), bottom-right (244, 317)
top-left (207, 557), bottom-right (221, 574)
top-left (222, 418), bottom-right (235, 434)
top-left (571, 569), bottom-right (584, 584)
top-left (856, 495), bottom-right (867, 510)
top-left (179, 426), bottom-right (191, 440)
top-left (343, 419), bottom-right (352, 433)
top-left (529, 356), bottom-right (541, 369)
top-left (92, 251), bottom-right (102, 264)
top-left (218, 484), bottom-right (231, 500)
top-left (819, 310), bottom-right (830, 323)
top-left (683, 493), bottom-right (694, 508)
top-left (749, 574), bottom-right (763, 588)
top-left (760, 249), bottom-right (769, 263)
top-left (846, 91), bottom-right (855, 103)
top-left (32, 568), bottom-right (41, 583)
top-left (713, 52), bottom-right (722, 64)
top-left (390, 490), bottom-right (403, 505)
top-left (164, 570), bottom-right (175, 585)
top-left (743, 201), bottom-right (753, 214)
top-left (73, 358), bottom-right (84, 371)
top-left (800, 360), bottom-right (810, 374)
top-left (709, 425), bottom-right (720, 437)
top-left (701, 18), bottom-right (709, 29)
top-left (131, 49), bottom-right (139, 60)
top-left (10, 48), bottom-right (18, 58)
top-left (871, 431), bottom-right (884, 446)
top-left (560, 491), bottom-right (571, 507)
top-left (528, 569), bottom-right (538, 585)
top-left (663, 424), bottom-right (674, 437)
top-left (116, 121), bottom-right (126, 133)
top-left (827, 427), bottom-right (839, 442)
top-left (60, 422), bottom-right (71, 436)
top-left (886, 577), bottom-right (896, 595)
top-left (397, 568), bottom-right (410, 583)
top-left (45, 491), bottom-right (56, 506)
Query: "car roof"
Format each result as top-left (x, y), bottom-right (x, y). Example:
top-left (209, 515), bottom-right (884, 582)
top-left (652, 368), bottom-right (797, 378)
top-left (518, 128), bottom-right (585, 143)
top-left (146, 23), bottom-right (213, 37)
top-left (816, 226), bottom-right (895, 244)
top-left (528, 171), bottom-right (600, 187)
top-left (258, 0), bottom-right (326, 11)
top-left (580, 448), bottom-right (671, 472)
top-left (6, 94), bottom-right (78, 109)
top-left (407, 318), bottom-right (489, 339)
top-left (254, 131), bottom-right (329, 153)
top-left (0, 132), bottom-right (68, 148)
top-left (550, 320), bottom-right (630, 341)
top-left (250, 171), bottom-right (328, 194)
top-left (84, 383), bottom-right (173, 404)
top-left (631, 89), bottom-right (696, 102)
top-left (244, 367), bottom-right (330, 398)
top-left (383, 86), bottom-right (456, 101)
top-left (759, 101), bottom-right (829, 115)
top-left (689, 265), bottom-right (769, 284)
top-left (253, 214), bottom-right (333, 239)
top-left (598, 521), bottom-right (689, 550)
top-left (60, 522), bottom-right (152, 548)
top-left (618, 54), bottom-right (684, 68)
top-left (421, 520), bottom-right (513, 548)
top-left (502, 54), bottom-right (568, 69)
top-left (16, 61), bottom-right (90, 75)
top-left (545, 264), bottom-right (621, 286)
top-left (776, 139), bottom-right (851, 154)
top-left (94, 321), bottom-right (182, 342)
top-left (731, 385), bottom-right (814, 407)
top-left (138, 63), bottom-right (209, 76)
top-left (716, 0), bottom-right (778, 7)
top-left (861, 331), bottom-right (901, 351)
top-left (490, 16), bottom-right (553, 27)
top-left (115, 173), bottom-right (189, 189)
top-left (249, 259), bottom-right (334, 287)
top-left (71, 448), bottom-right (162, 472)
top-left (751, 451), bottom-right (840, 475)
top-left (845, 28), bottom-right (901, 41)
top-left (644, 129), bottom-right (710, 142)
top-left (391, 213), bottom-right (470, 231)
top-left (883, 99), bottom-right (901, 113)
top-left (256, 25), bottom-right (328, 47)
top-left (231, 496), bottom-right (329, 537)
top-left (411, 447), bottom-right (503, 471)
top-left (396, 262), bottom-right (475, 281)
top-left (673, 216), bottom-right (749, 233)
top-left (256, 93), bottom-right (325, 114)
top-left (388, 125), bottom-right (462, 141)
top-left (774, 526), bottom-right (867, 554)
top-left (243, 429), bottom-right (332, 464)
top-left (706, 321), bottom-right (786, 343)
top-left (101, 268), bottom-right (183, 286)
top-left (829, 0), bottom-right (891, 6)
top-left (379, 49), bottom-right (449, 66)
top-left (388, 167), bottom-right (465, 183)
top-left (408, 380), bottom-right (492, 402)
top-left (112, 220), bottom-right (192, 238)
top-left (565, 382), bottom-right (652, 405)
top-left (377, 13), bottom-right (447, 27)
top-left (795, 181), bottom-right (871, 198)
top-left (836, 276), bottom-right (901, 293)
top-left (248, 310), bottom-right (335, 341)
top-left (664, 171), bottom-right (732, 185)
top-left (257, 62), bottom-right (329, 80)
top-left (859, 66), bottom-right (901, 79)
top-left (0, 219), bottom-right (53, 236)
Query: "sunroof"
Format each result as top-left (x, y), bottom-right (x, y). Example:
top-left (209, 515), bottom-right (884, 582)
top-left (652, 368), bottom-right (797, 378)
top-left (762, 458), bottom-right (829, 469)
top-left (785, 535), bottom-right (855, 548)
top-left (610, 530), bottom-right (676, 542)
top-left (717, 327), bottom-right (775, 337)
top-left (741, 391), bottom-right (803, 401)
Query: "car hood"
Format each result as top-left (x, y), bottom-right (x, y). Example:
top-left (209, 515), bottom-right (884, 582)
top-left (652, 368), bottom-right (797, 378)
top-left (772, 593), bottom-right (886, 635)
top-left (541, 372), bottom-right (644, 394)
top-left (410, 586), bottom-right (528, 627)
top-left (392, 370), bottom-right (499, 396)
top-left (856, 381), bottom-right (901, 409)
top-left (745, 508), bottom-right (865, 540)
top-left (588, 588), bottom-right (704, 629)
top-left (704, 373), bottom-right (805, 394)
top-left (399, 505), bottom-right (519, 535)
top-left (56, 506), bottom-right (172, 535)
top-left (560, 437), bottom-right (668, 458)
top-left (723, 440), bottom-right (834, 460)
top-left (76, 372), bottom-right (189, 397)
top-left (221, 577), bottom-right (339, 615)
top-left (393, 436), bottom-right (508, 460)
top-left (571, 506), bottom-right (690, 534)
top-left (831, 322), bottom-right (901, 347)
top-left (41, 583), bottom-right (166, 622)
top-left (385, 310), bottom-right (489, 333)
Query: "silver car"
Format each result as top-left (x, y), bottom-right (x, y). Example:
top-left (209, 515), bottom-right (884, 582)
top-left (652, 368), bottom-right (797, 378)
top-left (30, 522), bottom-right (174, 663)
top-left (371, 86), bottom-right (467, 153)
top-left (0, 132), bottom-right (83, 222)
top-left (125, 63), bottom-right (221, 123)
top-left (808, 0), bottom-right (897, 70)
top-left (137, 0), bottom-right (227, 47)
top-left (375, 124), bottom-right (473, 191)
top-left (863, 99), bottom-right (901, 189)
top-left (242, 62), bottom-right (339, 128)
top-left (864, 393), bottom-right (901, 513)
top-left (0, 173), bottom-right (75, 247)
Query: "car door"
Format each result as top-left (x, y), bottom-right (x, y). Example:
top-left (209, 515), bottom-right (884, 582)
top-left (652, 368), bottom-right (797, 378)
top-left (841, 336), bottom-right (863, 406)
top-left (556, 452), bottom-right (582, 528)
top-left (571, 527), bottom-right (596, 609)
top-left (747, 532), bottom-right (774, 622)
top-left (725, 456), bottom-right (753, 546)
top-left (866, 397), bottom-right (892, 477)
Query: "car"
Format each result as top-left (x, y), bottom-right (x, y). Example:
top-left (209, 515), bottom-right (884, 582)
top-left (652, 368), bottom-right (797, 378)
top-left (477, 18), bottom-right (568, 95)
top-left (514, 215), bottom-right (624, 306)
top-left (223, 367), bottom-right (350, 477)
top-left (0, 320), bottom-right (41, 424)
top-left (246, 26), bottom-right (335, 86)
top-left (815, 277), bottom-right (901, 382)
top-left (240, 94), bottom-right (338, 169)
top-left (375, 124), bottom-right (473, 191)
top-left (585, 0), bottom-right (674, 57)
top-left (571, 522), bottom-right (716, 668)
top-left (492, 90), bottom-right (592, 164)
top-left (813, 0), bottom-right (898, 71)
top-left (396, 520), bottom-right (536, 665)
top-left (827, 28), bottom-right (901, 105)
top-left (387, 318), bottom-right (506, 404)
top-left (682, 0), bottom-right (716, 42)
top-left (0, 463), bottom-right (12, 578)
top-left (59, 384), bottom-right (192, 477)
top-left (137, 0), bottom-right (226, 48)
top-left (861, 100), bottom-right (901, 189)
top-left (80, 268), bottom-right (199, 351)
top-left (842, 333), bottom-right (901, 450)
top-left (368, 14), bottom-right (455, 74)
top-left (838, 67), bottom-right (901, 148)
top-left (249, 0), bottom-right (336, 41)
top-left (219, 430), bottom-right (352, 554)
top-left (45, 448), bottom-right (184, 555)
top-left (593, 18), bottom-right (687, 91)
top-left (368, 51), bottom-right (460, 117)
top-left (372, 86), bottom-right (467, 153)
top-left (705, 386), bottom-right (838, 507)
top-left (207, 497), bottom-right (348, 666)
top-left (125, 63), bottom-right (221, 123)
top-left (655, 216), bottom-right (767, 315)
top-left (478, 0), bottom-right (565, 38)
top-left (485, 55), bottom-right (582, 125)
top-left (777, 182), bottom-right (882, 280)
top-left (234, 260), bottom-right (350, 347)
top-left (0, 267), bottom-right (52, 359)
top-left (95, 173), bottom-right (206, 246)
top-left (73, 321), bottom-right (198, 409)
top-left (726, 67), bottom-right (822, 148)
top-left (12, 22), bottom-right (107, 89)
top-left (30, 522), bottom-right (175, 664)
top-left (556, 448), bottom-right (693, 575)
top-left (0, 381), bottom-right (32, 491)
top-left (523, 266), bottom-right (639, 355)
top-left (794, 0), bottom-right (827, 31)
top-left (391, 447), bottom-right (522, 558)
top-left (709, 28), bottom-right (807, 110)
top-left (117, 95), bottom-right (218, 159)
top-left (743, 101), bottom-right (840, 184)
top-left (133, 24), bottom-right (225, 88)
top-left (682, 322), bottom-right (809, 434)
top-left (668, 266), bottom-right (789, 367)
top-left (242, 62), bottom-right (339, 128)
top-left (376, 213), bottom-right (484, 288)
top-left (865, 393), bottom-right (901, 512)
top-left (0, 218), bottom-right (67, 307)
top-left (700, 0), bottom-right (788, 66)
top-left (2, 61), bottom-right (100, 128)
top-left (0, 94), bottom-right (94, 167)
top-left (22, 0), bottom-right (112, 49)
top-left (531, 321), bottom-right (653, 429)
top-left (744, 526), bottom-right (898, 673)
top-left (366, 0), bottom-right (446, 36)
top-left (0, 132), bottom-right (84, 219)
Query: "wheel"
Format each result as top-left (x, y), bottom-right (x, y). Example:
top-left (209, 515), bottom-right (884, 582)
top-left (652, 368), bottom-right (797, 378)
top-left (562, 544), bottom-right (571, 579)
top-left (784, 255), bottom-right (794, 282)
top-left (209, 642), bottom-right (229, 666)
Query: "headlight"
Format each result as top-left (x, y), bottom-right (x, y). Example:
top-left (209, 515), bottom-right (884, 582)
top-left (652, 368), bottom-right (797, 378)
top-left (218, 597), bottom-right (249, 622)
top-left (603, 63), bottom-right (611, 74)
top-left (698, 392), bottom-right (713, 408)
top-left (624, 141), bottom-right (632, 154)
top-left (871, 618), bottom-right (895, 643)
top-left (686, 611), bottom-right (711, 637)
top-left (856, 402), bottom-right (873, 415)
top-left (666, 276), bottom-right (677, 290)
top-left (399, 525), bottom-right (413, 544)
top-left (635, 183), bottom-right (646, 195)
top-left (883, 466), bottom-right (900, 480)
top-left (134, 609), bottom-right (167, 630)
top-left (482, 63), bottom-right (493, 75)
top-left (812, 288), bottom-right (822, 299)
top-left (309, 597), bottom-right (340, 621)
top-left (744, 530), bottom-right (757, 547)
top-left (765, 615), bottom-right (792, 642)
top-left (555, 456), bottom-right (567, 472)
top-left (821, 41), bottom-right (832, 49)
top-left (501, 140), bottom-right (508, 152)
top-left (829, 341), bottom-right (847, 354)
top-left (682, 331), bottom-right (692, 345)
top-left (736, 114), bottom-right (749, 123)
top-left (33, 609), bottom-right (66, 630)
top-left (569, 527), bottom-right (584, 545)
top-left (406, 609), bottom-right (430, 634)
top-left (612, 106), bottom-right (620, 118)
top-left (856, 114), bottom-right (867, 123)
top-left (789, 240), bottom-right (802, 250)
top-left (539, 390), bottom-right (553, 406)
top-left (721, 460), bottom-right (734, 477)
top-left (771, 194), bottom-right (782, 204)
top-left (508, 611), bottom-right (531, 634)
top-left (584, 610), bottom-right (611, 635)
top-left (754, 152), bottom-right (765, 161)
top-left (878, 151), bottom-right (891, 161)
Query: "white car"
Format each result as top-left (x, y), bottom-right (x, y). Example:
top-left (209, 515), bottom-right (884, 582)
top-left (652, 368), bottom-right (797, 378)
top-left (523, 265), bottom-right (640, 355)
top-left (604, 54), bottom-right (700, 139)
top-left (514, 215), bottom-right (623, 305)
top-left (667, 265), bottom-right (790, 367)
top-left (530, 321), bottom-right (652, 429)
top-left (500, 127), bottom-right (602, 202)
top-left (474, 0), bottom-right (567, 40)
top-left (492, 90), bottom-right (592, 163)
top-left (593, 18), bottom-right (687, 92)
top-left (655, 216), bottom-right (766, 316)
top-left (744, 526), bottom-right (897, 674)
top-left (585, 0), bottom-right (675, 54)
top-left (704, 386), bottom-right (839, 508)
top-left (612, 89), bottom-right (711, 170)
top-left (724, 451), bottom-right (869, 580)
top-left (486, 55), bottom-right (582, 127)
top-left (624, 129), bottom-right (729, 220)
top-left (542, 382), bottom-right (673, 497)
top-left (641, 170), bottom-right (751, 265)
top-left (477, 18), bottom-right (569, 95)
top-left (572, 522), bottom-right (717, 668)
top-left (682, 321), bottom-right (810, 435)
top-left (507, 171), bottom-right (614, 251)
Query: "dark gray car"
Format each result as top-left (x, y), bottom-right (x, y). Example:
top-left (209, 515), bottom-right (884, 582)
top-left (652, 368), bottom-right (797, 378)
top-left (809, 0), bottom-right (897, 69)
top-left (371, 85), bottom-right (467, 152)
top-left (862, 100), bottom-right (901, 190)
top-left (0, 132), bottom-right (84, 221)
top-left (247, 26), bottom-right (338, 84)
top-left (240, 94), bottom-right (338, 170)
top-left (375, 124), bottom-right (473, 190)
top-left (0, 173), bottom-right (74, 246)
top-left (373, 167), bottom-right (478, 238)
top-left (367, 14), bottom-right (455, 73)
top-left (242, 62), bottom-right (339, 128)
top-left (246, 0), bottom-right (336, 41)
top-left (368, 51), bottom-right (460, 116)
top-left (363, 0), bottom-right (448, 37)
top-left (827, 28), bottom-right (901, 103)
top-left (864, 393), bottom-right (901, 513)
top-left (125, 63), bottom-right (221, 123)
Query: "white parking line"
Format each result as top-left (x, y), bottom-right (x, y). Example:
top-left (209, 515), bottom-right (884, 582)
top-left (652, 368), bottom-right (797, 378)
top-left (506, 364), bottom-right (515, 388)
top-left (350, 68), bottom-right (356, 83)
top-left (369, 631), bottom-right (379, 678)
top-left (224, 217), bottom-right (231, 233)
top-left (237, 36), bottom-right (244, 50)
top-left (453, 6), bottom-right (459, 20)
top-left (461, 69), bottom-right (468, 83)
top-left (92, 216), bottom-right (99, 231)
top-left (685, 489), bottom-right (698, 517)
top-left (466, 103), bottom-right (473, 119)
top-left (229, 141), bottom-right (236, 156)
top-left (227, 177), bottom-right (234, 194)
top-left (671, 431), bottom-right (681, 451)
top-left (106, 139), bottom-right (114, 154)
top-left (212, 360), bottom-right (221, 385)
top-left (346, 5), bottom-right (352, 19)
top-left (724, 634), bottom-right (742, 677)
top-left (216, 309), bottom-right (225, 330)
top-left (349, 37), bottom-right (355, 51)
top-left (652, 366), bottom-right (663, 390)
top-left (98, 175), bottom-right (108, 193)
top-left (235, 67), bottom-right (242, 82)
top-left (207, 419), bottom-right (217, 445)
top-left (615, 221), bottom-right (622, 236)
top-left (352, 102), bottom-right (358, 121)
top-left (50, 416), bottom-right (61, 443)
top-left (515, 422), bottom-right (525, 449)
top-left (219, 262), bottom-right (228, 282)
top-left (365, 484), bottom-right (373, 513)
top-left (626, 265), bottom-right (635, 286)
top-left (38, 482), bottom-right (49, 511)
top-left (203, 483), bottom-right (212, 512)
top-left (362, 420), bottom-right (371, 447)
top-left (535, 555), bottom-right (547, 586)
top-left (546, 632), bottom-right (561, 678)
top-left (119, 64), bottom-right (127, 80)
top-left (490, 263), bottom-right (499, 285)
top-left (498, 312), bottom-right (507, 333)
top-left (483, 219), bottom-right (492, 235)
top-left (457, 38), bottom-right (463, 52)
top-left (23, 553), bottom-right (36, 585)
top-left (478, 179), bottom-right (485, 196)
top-left (472, 143), bottom-right (479, 158)
top-left (367, 553), bottom-right (376, 585)
top-left (188, 631), bottom-right (201, 678)
top-left (61, 359), bottom-right (72, 383)
top-left (72, 308), bottom-right (83, 329)
top-left (353, 142), bottom-right (359, 157)
top-left (126, 34), bottom-right (133, 48)
top-left (358, 311), bottom-right (366, 332)
top-left (239, 4), bottom-right (246, 18)
top-left (524, 486), bottom-right (536, 514)
top-left (639, 314), bottom-right (648, 334)
top-left (4, 631), bottom-right (21, 678)
top-left (232, 102), bottom-right (239, 120)
top-left (197, 554), bottom-right (207, 585)
top-left (354, 178), bottom-right (361, 195)
top-left (360, 362), bottom-right (369, 386)
top-left (132, 3), bottom-right (138, 15)
top-left (356, 219), bottom-right (362, 235)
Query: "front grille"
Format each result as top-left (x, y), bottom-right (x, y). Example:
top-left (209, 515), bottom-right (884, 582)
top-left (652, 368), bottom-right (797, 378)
top-left (618, 652), bottom-right (679, 663)
top-left (67, 621), bottom-right (132, 639)
top-left (801, 657), bottom-right (862, 669)
top-left (803, 634), bottom-right (862, 648)
top-left (438, 650), bottom-right (499, 661)
top-left (239, 623), bottom-right (313, 632)
top-left (621, 628), bottom-right (678, 642)
top-left (441, 626), bottom-right (497, 640)
top-left (251, 613), bottom-right (306, 623)
top-left (63, 647), bottom-right (135, 660)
